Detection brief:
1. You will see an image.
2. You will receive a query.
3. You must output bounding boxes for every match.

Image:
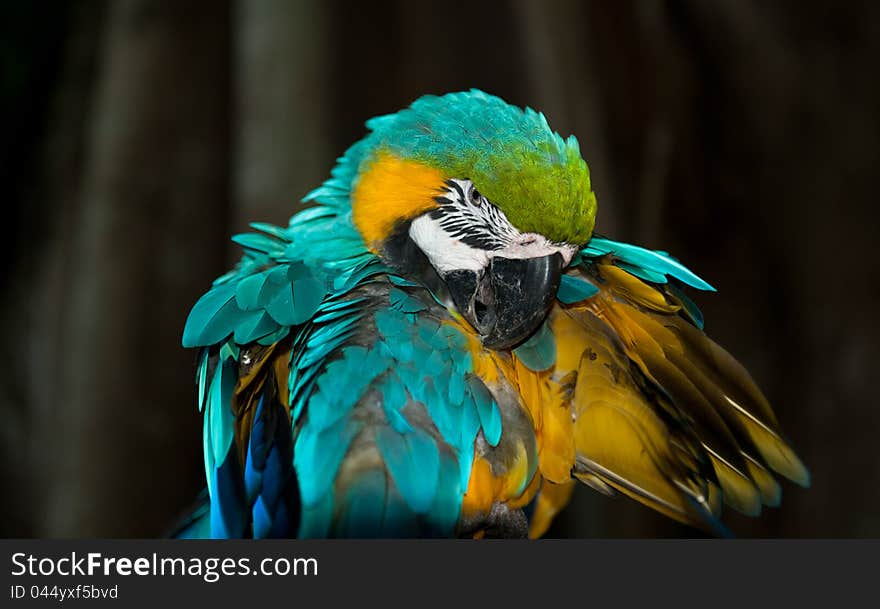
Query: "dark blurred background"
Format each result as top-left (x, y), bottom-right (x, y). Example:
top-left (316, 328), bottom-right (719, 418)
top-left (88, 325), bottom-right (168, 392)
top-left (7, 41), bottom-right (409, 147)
top-left (2, 0), bottom-right (878, 538)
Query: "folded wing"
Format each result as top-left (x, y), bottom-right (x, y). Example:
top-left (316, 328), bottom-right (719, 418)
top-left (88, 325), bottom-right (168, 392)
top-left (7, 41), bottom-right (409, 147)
top-left (527, 238), bottom-right (809, 536)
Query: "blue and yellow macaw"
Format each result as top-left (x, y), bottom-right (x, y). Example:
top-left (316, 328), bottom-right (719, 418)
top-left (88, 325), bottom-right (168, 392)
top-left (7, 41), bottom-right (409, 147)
top-left (177, 90), bottom-right (809, 539)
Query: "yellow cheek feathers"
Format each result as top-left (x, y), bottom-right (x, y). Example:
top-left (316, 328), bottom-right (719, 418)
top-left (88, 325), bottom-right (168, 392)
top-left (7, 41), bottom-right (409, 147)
top-left (351, 152), bottom-right (447, 251)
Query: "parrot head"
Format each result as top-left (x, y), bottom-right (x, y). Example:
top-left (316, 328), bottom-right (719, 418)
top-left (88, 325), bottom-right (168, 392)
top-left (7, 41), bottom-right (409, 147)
top-left (349, 90), bottom-right (598, 349)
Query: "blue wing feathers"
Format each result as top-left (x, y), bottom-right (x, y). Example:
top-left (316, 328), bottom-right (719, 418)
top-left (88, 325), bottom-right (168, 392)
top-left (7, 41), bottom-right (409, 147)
top-left (182, 283), bottom-right (238, 348)
top-left (209, 356), bottom-right (236, 468)
top-left (557, 273), bottom-right (600, 304)
top-left (467, 376), bottom-right (502, 447)
top-left (512, 321), bottom-right (556, 372)
top-left (337, 470), bottom-right (388, 538)
top-left (196, 348), bottom-right (209, 413)
top-left (234, 272), bottom-right (270, 311)
top-left (571, 236), bottom-right (713, 330)
top-left (298, 490), bottom-right (335, 538)
top-left (378, 372), bottom-right (413, 433)
top-left (210, 448), bottom-right (248, 538)
top-left (244, 395), bottom-right (268, 502)
top-left (231, 232), bottom-right (286, 256)
top-left (582, 236), bottom-right (716, 292)
top-left (425, 453), bottom-right (463, 536)
top-left (234, 311), bottom-right (277, 345)
top-left (294, 416), bottom-right (363, 508)
top-left (286, 277), bottom-right (497, 536)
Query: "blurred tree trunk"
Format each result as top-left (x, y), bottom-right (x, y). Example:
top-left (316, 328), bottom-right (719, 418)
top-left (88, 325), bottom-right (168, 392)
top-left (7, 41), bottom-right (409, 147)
top-left (234, 0), bottom-right (331, 232)
top-left (18, 0), bottom-right (232, 537)
top-left (0, 1), bottom-right (98, 538)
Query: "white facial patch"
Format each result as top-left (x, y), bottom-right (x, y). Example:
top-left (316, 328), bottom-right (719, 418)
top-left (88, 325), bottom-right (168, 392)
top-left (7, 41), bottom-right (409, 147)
top-left (407, 178), bottom-right (579, 274)
top-left (409, 214), bottom-right (489, 273)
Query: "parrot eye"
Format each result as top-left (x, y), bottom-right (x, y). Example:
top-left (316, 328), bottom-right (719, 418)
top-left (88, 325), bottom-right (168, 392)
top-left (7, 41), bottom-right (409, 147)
top-left (470, 187), bottom-right (482, 207)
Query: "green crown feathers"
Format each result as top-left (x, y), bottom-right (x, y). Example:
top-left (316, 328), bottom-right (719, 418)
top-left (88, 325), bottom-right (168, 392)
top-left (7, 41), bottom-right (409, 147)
top-left (358, 89), bottom-right (598, 245)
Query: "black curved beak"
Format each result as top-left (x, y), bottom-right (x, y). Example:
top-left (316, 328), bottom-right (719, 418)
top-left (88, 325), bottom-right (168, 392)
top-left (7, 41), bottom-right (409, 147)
top-left (444, 253), bottom-right (563, 350)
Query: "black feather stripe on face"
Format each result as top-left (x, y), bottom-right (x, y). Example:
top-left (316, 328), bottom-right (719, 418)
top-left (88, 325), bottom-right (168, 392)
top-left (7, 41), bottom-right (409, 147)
top-left (429, 179), bottom-right (518, 251)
